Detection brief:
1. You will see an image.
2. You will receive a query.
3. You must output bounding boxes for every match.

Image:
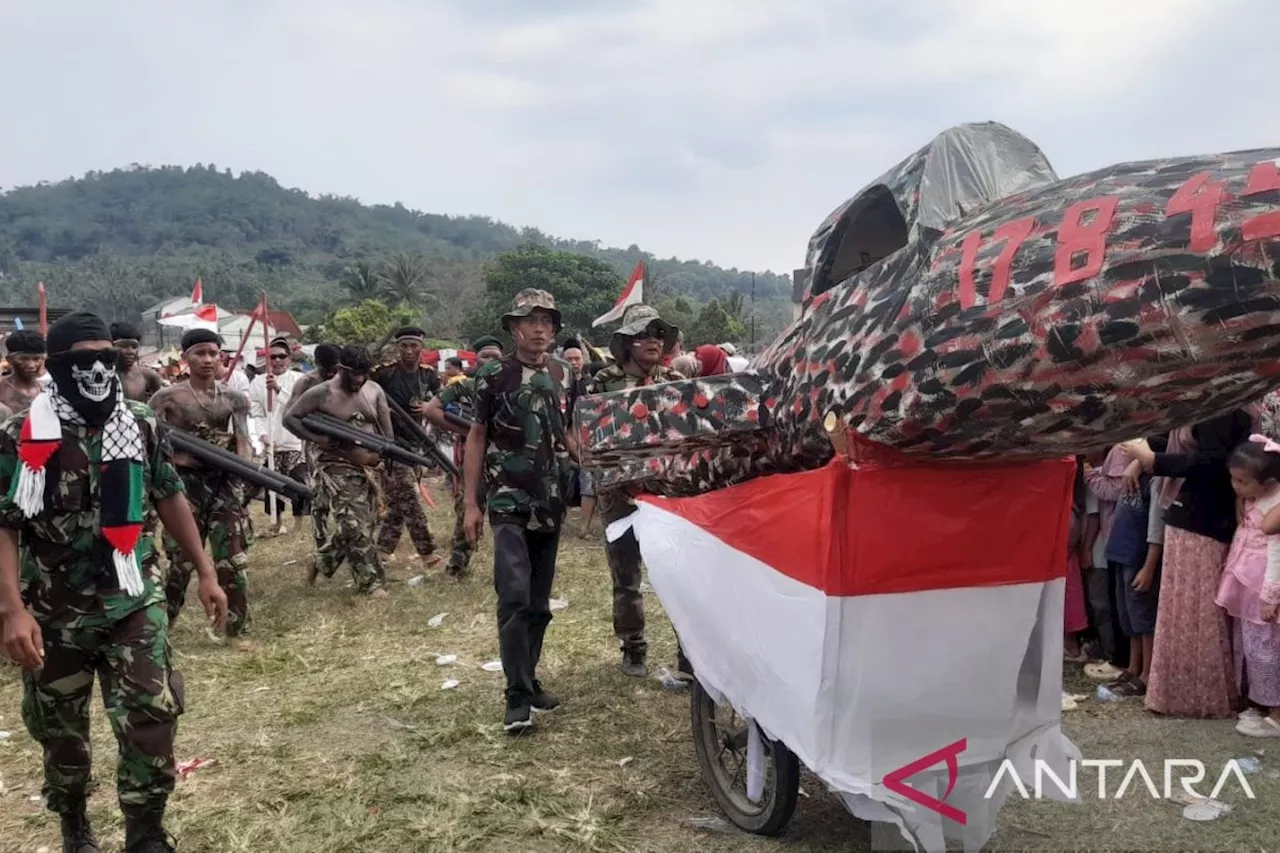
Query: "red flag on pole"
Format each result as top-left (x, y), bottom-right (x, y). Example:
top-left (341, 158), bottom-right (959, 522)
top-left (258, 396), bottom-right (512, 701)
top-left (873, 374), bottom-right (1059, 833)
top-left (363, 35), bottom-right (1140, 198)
top-left (37, 281), bottom-right (47, 336)
top-left (191, 278), bottom-right (203, 305)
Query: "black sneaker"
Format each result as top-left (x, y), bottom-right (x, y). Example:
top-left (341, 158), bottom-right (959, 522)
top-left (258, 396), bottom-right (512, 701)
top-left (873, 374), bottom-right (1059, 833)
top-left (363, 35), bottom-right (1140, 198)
top-left (531, 680), bottom-right (560, 714)
top-left (621, 649), bottom-right (648, 678)
top-left (503, 696), bottom-right (532, 734)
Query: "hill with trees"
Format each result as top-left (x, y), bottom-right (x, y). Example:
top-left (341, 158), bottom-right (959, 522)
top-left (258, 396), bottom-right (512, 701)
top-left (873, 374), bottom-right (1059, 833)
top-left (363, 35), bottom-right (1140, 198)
top-left (0, 164), bottom-right (795, 347)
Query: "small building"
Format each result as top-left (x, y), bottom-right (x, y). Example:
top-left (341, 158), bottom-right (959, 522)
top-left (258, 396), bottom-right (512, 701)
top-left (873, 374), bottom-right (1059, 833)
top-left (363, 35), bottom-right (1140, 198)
top-left (0, 307), bottom-right (72, 339)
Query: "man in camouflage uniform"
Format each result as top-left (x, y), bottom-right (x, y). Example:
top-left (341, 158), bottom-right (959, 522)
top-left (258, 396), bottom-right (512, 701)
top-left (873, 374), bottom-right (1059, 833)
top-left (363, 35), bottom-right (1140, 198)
top-left (0, 312), bottom-right (227, 853)
top-left (285, 343), bottom-right (341, 577)
top-left (584, 305), bottom-right (685, 677)
top-left (424, 335), bottom-right (505, 582)
top-left (372, 326), bottom-right (441, 567)
top-left (464, 290), bottom-right (578, 733)
top-left (285, 345), bottom-right (394, 597)
top-left (149, 329), bottom-right (255, 639)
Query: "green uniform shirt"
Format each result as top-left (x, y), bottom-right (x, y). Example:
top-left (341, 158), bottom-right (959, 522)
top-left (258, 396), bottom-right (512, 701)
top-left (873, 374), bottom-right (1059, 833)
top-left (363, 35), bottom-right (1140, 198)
top-left (473, 355), bottom-right (576, 531)
top-left (0, 401), bottom-right (185, 629)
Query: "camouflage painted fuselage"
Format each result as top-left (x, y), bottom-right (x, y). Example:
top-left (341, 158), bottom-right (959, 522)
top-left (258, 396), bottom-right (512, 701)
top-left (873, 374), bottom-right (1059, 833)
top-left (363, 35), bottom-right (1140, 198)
top-left (576, 125), bottom-right (1280, 495)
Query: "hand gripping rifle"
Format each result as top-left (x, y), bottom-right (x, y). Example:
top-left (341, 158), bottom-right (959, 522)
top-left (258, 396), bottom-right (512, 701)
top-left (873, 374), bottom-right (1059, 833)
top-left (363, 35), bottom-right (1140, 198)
top-left (168, 427), bottom-right (314, 502)
top-left (301, 413), bottom-right (441, 470)
top-left (384, 397), bottom-right (460, 477)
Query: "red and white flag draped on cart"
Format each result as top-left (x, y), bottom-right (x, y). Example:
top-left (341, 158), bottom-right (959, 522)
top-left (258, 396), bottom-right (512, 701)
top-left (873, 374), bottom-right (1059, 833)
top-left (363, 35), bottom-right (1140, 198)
top-left (608, 454), bottom-right (1081, 852)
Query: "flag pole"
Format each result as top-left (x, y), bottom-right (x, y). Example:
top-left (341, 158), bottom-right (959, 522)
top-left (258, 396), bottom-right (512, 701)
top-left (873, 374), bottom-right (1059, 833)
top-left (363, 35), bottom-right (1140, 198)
top-left (750, 272), bottom-right (756, 351)
top-left (37, 282), bottom-right (47, 336)
top-left (261, 292), bottom-right (278, 529)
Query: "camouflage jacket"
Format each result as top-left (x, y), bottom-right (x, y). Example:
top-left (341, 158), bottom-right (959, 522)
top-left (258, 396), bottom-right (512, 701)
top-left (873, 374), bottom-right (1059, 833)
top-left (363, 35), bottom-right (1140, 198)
top-left (0, 401), bottom-right (185, 629)
top-left (473, 355), bottom-right (576, 531)
top-left (437, 376), bottom-right (477, 419)
top-left (584, 362), bottom-right (684, 521)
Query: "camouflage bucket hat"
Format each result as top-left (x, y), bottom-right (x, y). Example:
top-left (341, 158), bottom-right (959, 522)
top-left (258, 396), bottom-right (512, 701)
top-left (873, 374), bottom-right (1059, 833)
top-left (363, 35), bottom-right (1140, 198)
top-left (502, 288), bottom-right (562, 331)
top-left (610, 304), bottom-right (679, 364)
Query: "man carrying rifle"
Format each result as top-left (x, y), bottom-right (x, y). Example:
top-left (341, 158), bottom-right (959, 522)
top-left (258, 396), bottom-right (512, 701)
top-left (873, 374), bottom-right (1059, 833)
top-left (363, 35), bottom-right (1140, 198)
top-left (372, 326), bottom-right (441, 568)
top-left (148, 329), bottom-right (255, 641)
top-left (285, 345), bottom-right (393, 598)
top-left (424, 335), bottom-right (504, 582)
top-left (287, 343), bottom-right (340, 571)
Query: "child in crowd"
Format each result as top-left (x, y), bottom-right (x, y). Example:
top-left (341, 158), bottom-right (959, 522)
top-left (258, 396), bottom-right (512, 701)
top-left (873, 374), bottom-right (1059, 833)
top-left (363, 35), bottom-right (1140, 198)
top-left (1065, 459), bottom-right (1091, 661)
top-left (1216, 436), bottom-right (1280, 736)
top-left (1097, 467), bottom-right (1164, 695)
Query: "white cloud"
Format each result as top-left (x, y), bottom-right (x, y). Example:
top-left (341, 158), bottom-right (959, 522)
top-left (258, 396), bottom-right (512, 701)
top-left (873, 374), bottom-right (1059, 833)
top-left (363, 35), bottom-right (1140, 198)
top-left (0, 0), bottom-right (1273, 274)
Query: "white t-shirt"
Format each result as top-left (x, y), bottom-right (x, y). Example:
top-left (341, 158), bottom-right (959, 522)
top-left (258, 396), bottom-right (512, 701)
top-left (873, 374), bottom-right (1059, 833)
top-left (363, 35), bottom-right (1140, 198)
top-left (248, 369), bottom-right (303, 452)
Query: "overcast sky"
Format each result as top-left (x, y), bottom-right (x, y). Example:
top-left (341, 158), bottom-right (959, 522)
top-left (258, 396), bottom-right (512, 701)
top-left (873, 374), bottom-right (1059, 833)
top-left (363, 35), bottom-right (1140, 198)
top-left (2, 1), bottom-right (1274, 274)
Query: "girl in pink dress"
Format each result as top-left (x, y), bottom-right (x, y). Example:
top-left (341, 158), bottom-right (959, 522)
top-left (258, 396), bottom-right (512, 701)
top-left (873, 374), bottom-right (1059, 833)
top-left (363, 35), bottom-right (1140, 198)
top-left (1216, 436), bottom-right (1280, 737)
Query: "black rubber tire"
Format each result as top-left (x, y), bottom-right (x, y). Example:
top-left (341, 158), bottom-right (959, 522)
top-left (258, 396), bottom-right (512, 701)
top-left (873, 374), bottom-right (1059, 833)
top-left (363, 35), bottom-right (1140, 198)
top-left (690, 679), bottom-right (801, 836)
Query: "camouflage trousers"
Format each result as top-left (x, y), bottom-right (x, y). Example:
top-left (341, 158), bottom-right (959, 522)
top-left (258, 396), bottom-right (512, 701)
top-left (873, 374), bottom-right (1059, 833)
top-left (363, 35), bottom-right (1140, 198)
top-left (164, 468), bottom-right (253, 637)
top-left (602, 495), bottom-right (645, 657)
top-left (313, 457), bottom-right (384, 592)
top-left (21, 604), bottom-right (184, 817)
top-left (445, 483), bottom-right (484, 577)
top-left (376, 461), bottom-right (436, 557)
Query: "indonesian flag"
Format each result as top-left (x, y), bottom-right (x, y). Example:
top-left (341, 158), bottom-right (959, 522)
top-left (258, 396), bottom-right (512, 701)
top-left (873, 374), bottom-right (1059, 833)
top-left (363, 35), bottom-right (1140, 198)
top-left (593, 261), bottom-right (645, 327)
top-left (191, 277), bottom-right (203, 305)
top-left (157, 303), bottom-right (222, 331)
top-left (610, 456), bottom-right (1080, 852)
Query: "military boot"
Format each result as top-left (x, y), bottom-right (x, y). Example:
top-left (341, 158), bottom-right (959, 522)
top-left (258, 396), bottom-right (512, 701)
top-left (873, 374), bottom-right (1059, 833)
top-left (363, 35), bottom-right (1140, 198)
top-left (60, 803), bottom-right (101, 853)
top-left (124, 806), bottom-right (176, 853)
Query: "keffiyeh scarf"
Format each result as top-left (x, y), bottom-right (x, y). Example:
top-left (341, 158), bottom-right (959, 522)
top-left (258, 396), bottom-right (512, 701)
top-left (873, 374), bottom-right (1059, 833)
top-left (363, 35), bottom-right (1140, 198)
top-left (10, 383), bottom-right (147, 595)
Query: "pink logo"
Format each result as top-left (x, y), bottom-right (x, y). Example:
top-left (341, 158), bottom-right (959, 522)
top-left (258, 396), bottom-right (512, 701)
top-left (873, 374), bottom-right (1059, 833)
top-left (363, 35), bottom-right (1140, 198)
top-left (882, 737), bottom-right (967, 825)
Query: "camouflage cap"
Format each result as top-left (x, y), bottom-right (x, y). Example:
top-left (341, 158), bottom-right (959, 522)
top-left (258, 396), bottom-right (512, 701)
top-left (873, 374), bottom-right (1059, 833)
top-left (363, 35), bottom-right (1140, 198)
top-left (610, 304), bottom-right (679, 363)
top-left (502, 288), bottom-right (563, 331)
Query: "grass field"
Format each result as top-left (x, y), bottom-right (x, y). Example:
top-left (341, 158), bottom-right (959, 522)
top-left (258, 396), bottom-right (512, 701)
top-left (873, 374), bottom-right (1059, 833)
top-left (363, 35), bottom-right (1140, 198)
top-left (1, 490), bottom-right (1278, 852)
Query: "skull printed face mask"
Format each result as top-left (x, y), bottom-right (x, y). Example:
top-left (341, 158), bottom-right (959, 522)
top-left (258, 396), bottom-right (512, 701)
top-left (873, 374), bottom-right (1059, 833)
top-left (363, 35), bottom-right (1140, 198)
top-left (48, 347), bottom-right (121, 426)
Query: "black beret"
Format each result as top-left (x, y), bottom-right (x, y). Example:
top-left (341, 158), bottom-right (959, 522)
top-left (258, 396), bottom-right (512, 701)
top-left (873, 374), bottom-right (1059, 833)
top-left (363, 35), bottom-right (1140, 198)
top-left (110, 321), bottom-right (142, 341)
top-left (5, 330), bottom-right (46, 355)
top-left (181, 328), bottom-right (223, 351)
top-left (47, 312), bottom-right (109, 355)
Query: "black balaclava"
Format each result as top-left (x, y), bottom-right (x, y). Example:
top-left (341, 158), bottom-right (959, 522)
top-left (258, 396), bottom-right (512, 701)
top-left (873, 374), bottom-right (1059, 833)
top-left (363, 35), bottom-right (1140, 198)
top-left (46, 312), bottom-right (120, 426)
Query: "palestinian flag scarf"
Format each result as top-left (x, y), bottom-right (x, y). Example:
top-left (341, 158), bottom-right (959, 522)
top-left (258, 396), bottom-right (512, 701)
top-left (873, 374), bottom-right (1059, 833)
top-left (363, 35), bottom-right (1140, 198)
top-left (10, 383), bottom-right (147, 595)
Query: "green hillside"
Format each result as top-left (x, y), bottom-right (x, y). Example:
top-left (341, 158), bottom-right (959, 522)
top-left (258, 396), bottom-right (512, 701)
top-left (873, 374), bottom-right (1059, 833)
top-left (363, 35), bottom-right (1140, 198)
top-left (0, 165), bottom-right (794, 341)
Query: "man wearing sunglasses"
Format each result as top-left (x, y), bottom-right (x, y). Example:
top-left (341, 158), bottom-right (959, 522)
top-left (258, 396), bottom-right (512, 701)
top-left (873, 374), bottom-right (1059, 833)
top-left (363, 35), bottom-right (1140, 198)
top-left (249, 337), bottom-right (307, 536)
top-left (583, 305), bottom-right (685, 679)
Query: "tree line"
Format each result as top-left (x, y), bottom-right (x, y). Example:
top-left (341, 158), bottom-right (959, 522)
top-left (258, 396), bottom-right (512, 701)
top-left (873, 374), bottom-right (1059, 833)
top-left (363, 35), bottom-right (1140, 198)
top-left (0, 164), bottom-right (795, 343)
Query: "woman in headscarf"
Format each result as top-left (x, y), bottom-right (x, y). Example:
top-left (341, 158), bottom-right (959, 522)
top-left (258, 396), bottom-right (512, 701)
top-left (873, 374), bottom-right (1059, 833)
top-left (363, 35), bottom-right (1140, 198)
top-left (1122, 410), bottom-right (1253, 718)
top-left (694, 344), bottom-right (729, 377)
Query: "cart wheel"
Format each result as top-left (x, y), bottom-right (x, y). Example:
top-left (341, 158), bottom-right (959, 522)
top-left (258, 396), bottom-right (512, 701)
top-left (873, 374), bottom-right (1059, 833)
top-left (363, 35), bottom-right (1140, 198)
top-left (690, 679), bottom-right (800, 836)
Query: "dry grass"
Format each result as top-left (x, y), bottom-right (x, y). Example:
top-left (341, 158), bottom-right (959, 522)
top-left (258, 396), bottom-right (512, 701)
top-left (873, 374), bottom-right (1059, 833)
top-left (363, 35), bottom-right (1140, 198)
top-left (1, 485), bottom-right (1278, 852)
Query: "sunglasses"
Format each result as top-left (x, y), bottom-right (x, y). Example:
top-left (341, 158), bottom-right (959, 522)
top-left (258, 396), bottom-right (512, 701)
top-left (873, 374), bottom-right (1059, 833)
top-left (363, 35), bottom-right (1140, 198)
top-left (634, 326), bottom-right (667, 341)
top-left (270, 353), bottom-right (290, 361)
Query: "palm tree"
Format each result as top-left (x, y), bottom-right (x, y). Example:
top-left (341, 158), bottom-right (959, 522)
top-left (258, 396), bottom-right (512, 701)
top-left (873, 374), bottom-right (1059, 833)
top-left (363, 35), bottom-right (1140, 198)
top-left (340, 261), bottom-right (381, 303)
top-left (378, 253), bottom-right (433, 307)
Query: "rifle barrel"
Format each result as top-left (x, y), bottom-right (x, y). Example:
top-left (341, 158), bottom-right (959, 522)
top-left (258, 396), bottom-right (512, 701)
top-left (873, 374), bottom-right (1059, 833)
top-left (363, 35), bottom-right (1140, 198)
top-left (386, 398), bottom-right (459, 477)
top-left (304, 414), bottom-right (439, 469)
top-left (168, 428), bottom-right (313, 501)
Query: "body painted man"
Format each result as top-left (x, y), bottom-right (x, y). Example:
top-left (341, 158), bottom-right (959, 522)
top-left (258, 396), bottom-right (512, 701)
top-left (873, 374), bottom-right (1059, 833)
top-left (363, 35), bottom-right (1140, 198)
top-left (285, 345), bottom-right (393, 596)
top-left (111, 322), bottom-right (163, 403)
top-left (0, 311), bottom-right (228, 853)
top-left (148, 329), bottom-right (254, 639)
top-left (285, 343), bottom-right (341, 571)
top-left (0, 329), bottom-right (47, 413)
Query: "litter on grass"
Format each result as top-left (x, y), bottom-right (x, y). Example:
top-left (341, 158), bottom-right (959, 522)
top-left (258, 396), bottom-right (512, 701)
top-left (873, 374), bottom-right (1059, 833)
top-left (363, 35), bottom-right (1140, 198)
top-left (427, 612), bottom-right (448, 628)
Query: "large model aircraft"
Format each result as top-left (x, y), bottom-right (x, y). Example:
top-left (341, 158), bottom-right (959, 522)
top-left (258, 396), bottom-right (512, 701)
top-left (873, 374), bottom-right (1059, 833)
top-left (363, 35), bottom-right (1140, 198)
top-left (576, 122), bottom-right (1280, 495)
